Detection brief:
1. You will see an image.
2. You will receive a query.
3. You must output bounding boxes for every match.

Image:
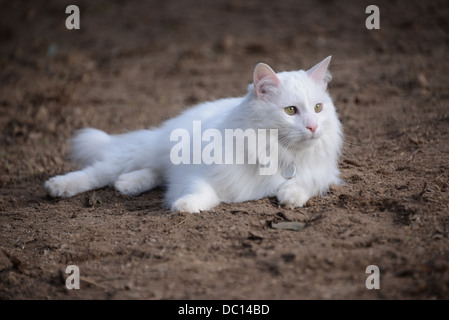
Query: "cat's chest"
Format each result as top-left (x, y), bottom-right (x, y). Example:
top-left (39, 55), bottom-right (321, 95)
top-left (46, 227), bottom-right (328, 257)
top-left (208, 163), bottom-right (285, 202)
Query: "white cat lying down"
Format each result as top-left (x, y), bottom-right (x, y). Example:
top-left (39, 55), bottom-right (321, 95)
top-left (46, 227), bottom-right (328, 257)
top-left (45, 57), bottom-right (343, 213)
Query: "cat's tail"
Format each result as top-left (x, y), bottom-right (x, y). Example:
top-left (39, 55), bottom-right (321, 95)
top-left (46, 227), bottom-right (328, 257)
top-left (70, 128), bottom-right (112, 167)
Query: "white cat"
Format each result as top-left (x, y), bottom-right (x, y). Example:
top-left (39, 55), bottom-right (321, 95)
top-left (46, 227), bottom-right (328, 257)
top-left (45, 57), bottom-right (343, 213)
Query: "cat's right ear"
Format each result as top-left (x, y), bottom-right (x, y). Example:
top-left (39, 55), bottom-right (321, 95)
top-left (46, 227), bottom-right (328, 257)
top-left (253, 63), bottom-right (280, 100)
top-left (306, 56), bottom-right (332, 89)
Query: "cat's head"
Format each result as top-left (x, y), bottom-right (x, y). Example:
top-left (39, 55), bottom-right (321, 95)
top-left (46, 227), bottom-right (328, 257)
top-left (248, 57), bottom-right (339, 150)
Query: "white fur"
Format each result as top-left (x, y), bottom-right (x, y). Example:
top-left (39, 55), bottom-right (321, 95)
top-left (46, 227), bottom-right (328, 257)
top-left (45, 57), bottom-right (343, 213)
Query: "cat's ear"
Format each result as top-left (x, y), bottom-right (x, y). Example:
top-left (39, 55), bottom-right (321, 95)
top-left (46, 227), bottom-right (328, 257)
top-left (306, 56), bottom-right (332, 88)
top-left (253, 63), bottom-right (280, 100)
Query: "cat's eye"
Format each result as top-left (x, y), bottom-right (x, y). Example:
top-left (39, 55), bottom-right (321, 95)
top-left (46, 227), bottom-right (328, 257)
top-left (314, 103), bottom-right (323, 113)
top-left (284, 106), bottom-right (297, 116)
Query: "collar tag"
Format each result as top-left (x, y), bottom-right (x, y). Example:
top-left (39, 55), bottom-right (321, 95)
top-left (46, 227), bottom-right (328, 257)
top-left (282, 164), bottom-right (296, 179)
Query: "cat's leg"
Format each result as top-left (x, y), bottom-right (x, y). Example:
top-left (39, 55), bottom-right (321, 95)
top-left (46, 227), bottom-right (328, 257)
top-left (45, 162), bottom-right (118, 198)
top-left (276, 181), bottom-right (311, 209)
top-left (170, 179), bottom-right (220, 213)
top-left (114, 168), bottom-right (159, 196)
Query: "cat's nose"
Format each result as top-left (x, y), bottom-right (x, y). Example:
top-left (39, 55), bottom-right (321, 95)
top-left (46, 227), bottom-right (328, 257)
top-left (306, 123), bottom-right (318, 133)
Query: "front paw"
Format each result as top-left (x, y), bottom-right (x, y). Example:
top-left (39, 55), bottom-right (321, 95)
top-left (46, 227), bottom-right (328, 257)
top-left (277, 184), bottom-right (310, 209)
top-left (171, 195), bottom-right (207, 213)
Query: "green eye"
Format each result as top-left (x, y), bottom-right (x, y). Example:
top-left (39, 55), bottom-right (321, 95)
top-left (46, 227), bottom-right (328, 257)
top-left (314, 103), bottom-right (323, 113)
top-left (284, 106), bottom-right (297, 115)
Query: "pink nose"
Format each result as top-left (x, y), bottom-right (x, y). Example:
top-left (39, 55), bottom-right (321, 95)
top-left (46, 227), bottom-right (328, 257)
top-left (306, 123), bottom-right (318, 133)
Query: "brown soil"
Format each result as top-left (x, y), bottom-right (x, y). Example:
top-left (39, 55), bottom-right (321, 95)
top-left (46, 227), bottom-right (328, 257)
top-left (1, 0), bottom-right (448, 299)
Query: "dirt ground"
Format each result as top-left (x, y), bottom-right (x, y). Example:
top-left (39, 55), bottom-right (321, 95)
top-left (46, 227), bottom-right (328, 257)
top-left (0, 0), bottom-right (448, 300)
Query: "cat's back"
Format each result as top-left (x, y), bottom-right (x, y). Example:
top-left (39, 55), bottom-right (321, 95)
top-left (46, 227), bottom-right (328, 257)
top-left (161, 97), bottom-right (243, 132)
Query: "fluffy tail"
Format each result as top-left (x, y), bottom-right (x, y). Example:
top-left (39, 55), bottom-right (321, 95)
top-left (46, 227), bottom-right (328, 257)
top-left (70, 128), bottom-right (112, 167)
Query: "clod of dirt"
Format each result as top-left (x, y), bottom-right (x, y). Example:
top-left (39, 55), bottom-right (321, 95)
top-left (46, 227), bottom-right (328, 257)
top-left (85, 192), bottom-right (102, 208)
top-left (417, 73), bottom-right (429, 88)
top-left (247, 231), bottom-right (264, 241)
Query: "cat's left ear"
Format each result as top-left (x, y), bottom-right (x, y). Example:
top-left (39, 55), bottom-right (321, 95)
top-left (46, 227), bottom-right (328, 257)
top-left (253, 63), bottom-right (280, 100)
top-left (306, 56), bottom-right (332, 88)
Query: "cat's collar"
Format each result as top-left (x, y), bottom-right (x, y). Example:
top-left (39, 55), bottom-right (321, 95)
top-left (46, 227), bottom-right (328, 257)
top-left (258, 163), bottom-right (296, 179)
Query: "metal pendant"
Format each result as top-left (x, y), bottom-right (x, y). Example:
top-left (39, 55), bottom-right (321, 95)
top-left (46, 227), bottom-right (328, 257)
top-left (282, 164), bottom-right (296, 179)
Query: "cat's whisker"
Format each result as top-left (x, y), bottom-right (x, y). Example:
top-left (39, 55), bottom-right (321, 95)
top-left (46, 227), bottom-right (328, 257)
top-left (341, 135), bottom-right (361, 147)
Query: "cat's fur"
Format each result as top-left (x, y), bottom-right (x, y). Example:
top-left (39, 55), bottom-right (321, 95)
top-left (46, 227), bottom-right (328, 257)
top-left (45, 57), bottom-right (343, 213)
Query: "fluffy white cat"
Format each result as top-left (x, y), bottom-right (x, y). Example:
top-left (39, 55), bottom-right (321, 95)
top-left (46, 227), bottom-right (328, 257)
top-left (45, 57), bottom-right (343, 213)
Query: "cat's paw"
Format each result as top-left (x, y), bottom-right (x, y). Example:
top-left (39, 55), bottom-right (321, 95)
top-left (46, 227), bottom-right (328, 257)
top-left (171, 195), bottom-right (208, 213)
top-left (277, 184), bottom-right (310, 209)
top-left (45, 175), bottom-right (80, 198)
top-left (114, 174), bottom-right (142, 196)
top-left (114, 169), bottom-right (158, 196)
